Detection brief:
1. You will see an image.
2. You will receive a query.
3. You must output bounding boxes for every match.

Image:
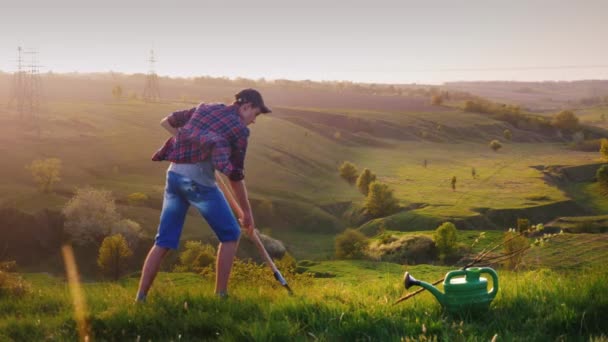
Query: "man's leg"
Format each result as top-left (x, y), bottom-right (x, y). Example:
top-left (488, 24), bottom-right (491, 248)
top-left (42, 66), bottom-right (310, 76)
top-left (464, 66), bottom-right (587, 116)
top-left (215, 240), bottom-right (239, 295)
top-left (136, 245), bottom-right (169, 301)
top-left (136, 171), bottom-right (189, 302)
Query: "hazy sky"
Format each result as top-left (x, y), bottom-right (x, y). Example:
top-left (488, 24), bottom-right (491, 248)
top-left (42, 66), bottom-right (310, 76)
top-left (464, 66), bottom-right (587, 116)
top-left (2, 0), bottom-right (608, 84)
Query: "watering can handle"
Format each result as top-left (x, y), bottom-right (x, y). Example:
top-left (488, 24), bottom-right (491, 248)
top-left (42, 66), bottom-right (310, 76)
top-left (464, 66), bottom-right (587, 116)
top-left (444, 269), bottom-right (467, 284)
top-left (479, 267), bottom-right (499, 298)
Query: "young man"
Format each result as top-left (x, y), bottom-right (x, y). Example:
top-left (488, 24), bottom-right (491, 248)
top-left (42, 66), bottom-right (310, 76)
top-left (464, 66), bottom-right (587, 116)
top-left (135, 89), bottom-right (271, 301)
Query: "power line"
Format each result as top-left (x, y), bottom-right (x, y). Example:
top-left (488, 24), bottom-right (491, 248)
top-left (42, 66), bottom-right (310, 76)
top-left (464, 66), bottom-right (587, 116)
top-left (143, 49), bottom-right (161, 102)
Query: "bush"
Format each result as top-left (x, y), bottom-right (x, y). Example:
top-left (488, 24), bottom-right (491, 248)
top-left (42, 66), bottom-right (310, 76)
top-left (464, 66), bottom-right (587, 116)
top-left (339, 161), bottom-right (358, 185)
top-left (600, 138), bottom-right (608, 160)
top-left (63, 187), bottom-right (141, 246)
top-left (503, 230), bottom-right (529, 270)
top-left (0, 267), bottom-right (29, 298)
top-left (335, 229), bottom-right (368, 259)
top-left (597, 165), bottom-right (608, 196)
top-left (551, 110), bottom-right (579, 132)
top-left (490, 140), bottom-right (502, 152)
top-left (127, 192), bottom-right (149, 205)
top-left (503, 129), bottom-right (512, 141)
top-left (25, 158), bottom-right (61, 193)
top-left (433, 222), bottom-right (458, 263)
top-left (229, 255), bottom-right (312, 288)
top-left (174, 241), bottom-right (216, 273)
top-left (431, 94), bottom-right (443, 106)
top-left (97, 234), bottom-right (133, 280)
top-left (356, 168), bottom-right (377, 196)
top-left (365, 181), bottom-right (399, 217)
top-left (369, 235), bottom-right (437, 265)
top-left (517, 218), bottom-right (531, 233)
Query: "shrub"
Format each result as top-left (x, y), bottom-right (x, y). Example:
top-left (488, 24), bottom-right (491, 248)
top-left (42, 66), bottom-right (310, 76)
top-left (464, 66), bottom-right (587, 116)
top-left (127, 192), bottom-right (149, 205)
top-left (597, 165), bottom-right (608, 196)
top-left (97, 234), bottom-right (133, 280)
top-left (431, 94), bottom-right (443, 106)
top-left (111, 85), bottom-right (123, 100)
top-left (256, 199), bottom-right (274, 221)
top-left (63, 187), bottom-right (141, 246)
top-left (25, 158), bottom-right (62, 193)
top-left (600, 138), bottom-right (608, 160)
top-left (369, 235), bottom-right (437, 265)
top-left (230, 255), bottom-right (312, 288)
top-left (517, 218), bottom-right (531, 233)
top-left (335, 228), bottom-right (368, 259)
top-left (503, 230), bottom-right (529, 270)
top-left (551, 110), bottom-right (579, 131)
top-left (503, 129), bottom-right (512, 141)
top-left (433, 222), bottom-right (458, 263)
top-left (174, 241), bottom-right (216, 273)
top-left (0, 269), bottom-right (29, 298)
top-left (490, 140), bottom-right (502, 152)
top-left (365, 181), bottom-right (399, 217)
top-left (356, 168), bottom-right (377, 196)
top-left (339, 161), bottom-right (358, 185)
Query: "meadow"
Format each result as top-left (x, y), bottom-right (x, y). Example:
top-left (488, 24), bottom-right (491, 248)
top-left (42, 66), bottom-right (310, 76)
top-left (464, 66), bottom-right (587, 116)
top-left (1, 259), bottom-right (607, 341)
top-left (1, 77), bottom-right (608, 341)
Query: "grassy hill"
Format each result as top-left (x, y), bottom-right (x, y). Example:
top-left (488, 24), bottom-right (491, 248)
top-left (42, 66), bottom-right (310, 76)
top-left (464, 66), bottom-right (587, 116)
top-left (1, 95), bottom-right (606, 259)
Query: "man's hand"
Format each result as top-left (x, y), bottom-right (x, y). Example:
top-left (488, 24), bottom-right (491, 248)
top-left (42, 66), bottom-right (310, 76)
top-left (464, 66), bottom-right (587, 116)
top-left (239, 211), bottom-right (255, 237)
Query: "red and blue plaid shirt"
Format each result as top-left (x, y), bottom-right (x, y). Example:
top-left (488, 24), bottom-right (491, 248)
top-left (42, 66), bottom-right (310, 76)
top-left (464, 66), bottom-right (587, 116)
top-left (152, 103), bottom-right (250, 181)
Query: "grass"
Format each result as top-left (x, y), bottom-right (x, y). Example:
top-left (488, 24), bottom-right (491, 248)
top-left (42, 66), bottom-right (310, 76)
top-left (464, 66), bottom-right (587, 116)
top-left (562, 182), bottom-right (608, 214)
top-left (1, 262), bottom-right (607, 341)
top-left (1, 100), bottom-right (606, 258)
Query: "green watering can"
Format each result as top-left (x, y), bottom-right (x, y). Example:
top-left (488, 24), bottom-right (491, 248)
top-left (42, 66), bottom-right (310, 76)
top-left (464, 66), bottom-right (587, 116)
top-left (403, 267), bottom-right (499, 313)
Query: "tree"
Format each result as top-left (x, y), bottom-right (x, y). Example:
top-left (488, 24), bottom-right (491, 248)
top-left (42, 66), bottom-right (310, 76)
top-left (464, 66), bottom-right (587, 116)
top-left (551, 110), bottom-right (579, 131)
top-left (433, 222), bottom-right (457, 263)
top-left (26, 158), bottom-right (61, 193)
top-left (174, 241), bottom-right (216, 273)
top-left (356, 168), bottom-right (377, 196)
top-left (503, 129), bottom-right (512, 141)
top-left (97, 234), bottom-right (133, 280)
top-left (597, 165), bottom-right (608, 196)
top-left (365, 181), bottom-right (399, 217)
top-left (490, 140), bottom-right (502, 152)
top-left (600, 138), bottom-right (608, 160)
top-left (339, 161), bottom-right (359, 185)
top-left (63, 187), bottom-right (141, 246)
top-left (111, 85), bottom-right (123, 100)
top-left (431, 94), bottom-right (443, 106)
top-left (335, 228), bottom-right (368, 259)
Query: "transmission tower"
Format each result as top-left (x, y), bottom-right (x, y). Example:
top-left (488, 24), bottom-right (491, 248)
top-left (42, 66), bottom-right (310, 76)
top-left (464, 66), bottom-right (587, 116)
top-left (8, 46), bottom-right (42, 119)
top-left (143, 49), bottom-right (161, 102)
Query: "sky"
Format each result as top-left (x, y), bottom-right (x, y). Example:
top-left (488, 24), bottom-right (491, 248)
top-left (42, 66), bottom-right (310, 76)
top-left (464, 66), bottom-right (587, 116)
top-left (1, 0), bottom-right (608, 84)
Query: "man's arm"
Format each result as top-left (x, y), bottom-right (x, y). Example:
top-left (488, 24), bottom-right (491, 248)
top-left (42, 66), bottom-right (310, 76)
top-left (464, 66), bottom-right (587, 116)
top-left (160, 117), bottom-right (178, 136)
top-left (214, 172), bottom-right (254, 236)
top-left (160, 107), bottom-right (196, 135)
top-left (229, 179), bottom-right (254, 233)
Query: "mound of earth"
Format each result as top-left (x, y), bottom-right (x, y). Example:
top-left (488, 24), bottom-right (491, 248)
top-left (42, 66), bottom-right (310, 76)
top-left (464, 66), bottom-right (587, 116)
top-left (368, 234), bottom-right (437, 265)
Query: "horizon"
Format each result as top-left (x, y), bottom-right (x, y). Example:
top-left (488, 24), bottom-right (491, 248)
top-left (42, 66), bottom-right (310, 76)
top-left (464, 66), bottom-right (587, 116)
top-left (2, 0), bottom-right (608, 85)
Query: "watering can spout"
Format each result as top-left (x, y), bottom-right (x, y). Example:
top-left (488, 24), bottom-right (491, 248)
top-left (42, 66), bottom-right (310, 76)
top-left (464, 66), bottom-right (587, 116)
top-left (403, 272), bottom-right (446, 305)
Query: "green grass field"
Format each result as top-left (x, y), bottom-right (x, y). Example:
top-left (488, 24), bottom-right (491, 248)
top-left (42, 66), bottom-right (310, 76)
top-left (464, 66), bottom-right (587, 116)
top-left (1, 259), bottom-right (606, 341)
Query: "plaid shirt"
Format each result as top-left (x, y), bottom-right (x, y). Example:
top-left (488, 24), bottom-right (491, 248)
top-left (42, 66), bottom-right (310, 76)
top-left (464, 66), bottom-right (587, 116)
top-left (152, 103), bottom-right (250, 181)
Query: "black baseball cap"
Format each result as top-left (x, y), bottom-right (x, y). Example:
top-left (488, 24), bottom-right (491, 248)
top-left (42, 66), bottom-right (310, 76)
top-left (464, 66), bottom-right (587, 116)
top-left (235, 88), bottom-right (271, 114)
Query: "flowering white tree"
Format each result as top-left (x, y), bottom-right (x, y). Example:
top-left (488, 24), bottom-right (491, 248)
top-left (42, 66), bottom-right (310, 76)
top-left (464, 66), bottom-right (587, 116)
top-left (63, 187), bottom-right (141, 246)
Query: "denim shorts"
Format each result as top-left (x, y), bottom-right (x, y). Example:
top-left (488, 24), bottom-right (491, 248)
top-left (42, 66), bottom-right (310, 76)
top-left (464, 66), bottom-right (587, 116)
top-left (155, 171), bottom-right (241, 249)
